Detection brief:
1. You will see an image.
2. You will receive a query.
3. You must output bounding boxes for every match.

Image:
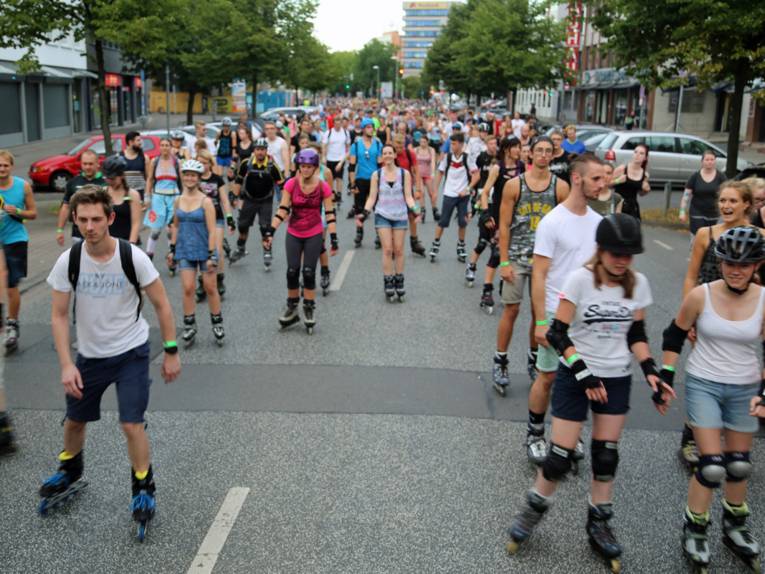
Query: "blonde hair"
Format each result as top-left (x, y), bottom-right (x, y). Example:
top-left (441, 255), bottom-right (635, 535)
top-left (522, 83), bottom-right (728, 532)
top-left (719, 179), bottom-right (754, 215)
top-left (0, 149), bottom-right (15, 165)
top-left (587, 249), bottom-right (636, 299)
top-left (196, 149), bottom-right (214, 164)
top-left (743, 176), bottom-right (765, 195)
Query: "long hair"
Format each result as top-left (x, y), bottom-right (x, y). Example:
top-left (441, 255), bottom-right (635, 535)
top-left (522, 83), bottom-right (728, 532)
top-left (587, 248), bottom-right (636, 299)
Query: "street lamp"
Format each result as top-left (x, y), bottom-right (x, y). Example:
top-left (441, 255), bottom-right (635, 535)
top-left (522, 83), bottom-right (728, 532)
top-left (390, 56), bottom-right (399, 100)
top-left (372, 65), bottom-right (380, 100)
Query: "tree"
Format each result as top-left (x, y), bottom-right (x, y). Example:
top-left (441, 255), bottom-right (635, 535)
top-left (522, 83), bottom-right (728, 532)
top-left (593, 0), bottom-right (765, 176)
top-left (327, 51), bottom-right (358, 95)
top-left (401, 76), bottom-right (424, 99)
top-left (422, 1), bottom-right (473, 94)
top-left (354, 39), bottom-right (397, 97)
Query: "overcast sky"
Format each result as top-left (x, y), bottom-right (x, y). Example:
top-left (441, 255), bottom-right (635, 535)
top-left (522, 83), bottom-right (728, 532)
top-left (313, 0), bottom-right (405, 52)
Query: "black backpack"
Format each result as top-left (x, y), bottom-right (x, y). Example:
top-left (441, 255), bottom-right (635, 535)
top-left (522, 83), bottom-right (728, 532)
top-left (443, 153), bottom-right (471, 185)
top-left (68, 238), bottom-right (143, 321)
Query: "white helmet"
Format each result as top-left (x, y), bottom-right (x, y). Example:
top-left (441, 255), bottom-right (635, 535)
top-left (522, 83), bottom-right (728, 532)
top-left (181, 159), bottom-right (204, 174)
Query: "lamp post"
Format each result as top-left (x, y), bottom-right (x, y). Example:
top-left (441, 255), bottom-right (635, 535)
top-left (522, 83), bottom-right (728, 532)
top-left (372, 64), bottom-right (380, 100)
top-left (390, 56), bottom-right (399, 100)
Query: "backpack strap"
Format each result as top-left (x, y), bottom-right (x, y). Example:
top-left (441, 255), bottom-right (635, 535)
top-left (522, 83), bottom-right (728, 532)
top-left (118, 238), bottom-right (143, 321)
top-left (67, 241), bottom-right (83, 318)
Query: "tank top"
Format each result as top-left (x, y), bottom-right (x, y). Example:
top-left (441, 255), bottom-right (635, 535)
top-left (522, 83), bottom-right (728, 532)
top-left (122, 152), bottom-right (146, 192)
top-left (507, 173), bottom-right (557, 267)
top-left (416, 147), bottom-right (432, 178)
top-left (686, 283), bottom-right (765, 385)
top-left (0, 176), bottom-right (29, 244)
top-left (217, 131), bottom-right (233, 159)
top-left (489, 161), bottom-right (524, 222)
top-left (199, 173), bottom-right (225, 220)
top-left (236, 141), bottom-right (254, 162)
top-left (109, 192), bottom-right (132, 241)
top-left (154, 157), bottom-right (180, 195)
top-left (614, 169), bottom-right (645, 220)
top-left (286, 178), bottom-right (330, 238)
top-left (374, 167), bottom-right (408, 222)
top-left (175, 202), bottom-right (209, 261)
top-left (377, 127), bottom-right (388, 145)
top-left (697, 227), bottom-right (722, 284)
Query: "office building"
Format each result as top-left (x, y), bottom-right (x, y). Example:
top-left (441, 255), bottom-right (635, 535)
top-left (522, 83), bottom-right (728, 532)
top-left (401, 1), bottom-right (455, 78)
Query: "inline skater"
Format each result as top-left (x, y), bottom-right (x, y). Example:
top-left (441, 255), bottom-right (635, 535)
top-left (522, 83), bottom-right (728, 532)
top-left (415, 132), bottom-right (438, 224)
top-left (679, 150), bottom-right (726, 236)
top-left (167, 160), bottom-right (224, 347)
top-left (121, 131), bottom-right (149, 201)
top-left (308, 142), bottom-right (335, 295)
top-left (170, 130), bottom-right (189, 161)
top-left (230, 138), bottom-right (283, 268)
top-left (263, 149), bottom-right (338, 334)
top-left (506, 214), bottom-right (673, 574)
top-left (494, 137), bottom-right (568, 395)
top-left (102, 155), bottom-right (142, 244)
top-left (56, 149), bottom-right (105, 246)
top-left (612, 144), bottom-right (650, 220)
top-left (357, 144), bottom-right (421, 302)
top-left (679, 180), bottom-right (763, 467)
top-left (42, 185), bottom-right (180, 540)
top-left (322, 118), bottom-right (350, 204)
top-left (428, 133), bottom-right (476, 263)
top-left (523, 153), bottom-right (604, 466)
top-left (348, 118), bottom-right (383, 245)
top-left (0, 150), bottom-right (38, 354)
top-left (265, 121), bottom-right (290, 204)
top-left (661, 226), bottom-right (765, 573)
top-left (548, 130), bottom-right (571, 184)
top-left (143, 139), bottom-right (181, 262)
top-left (392, 134), bottom-right (426, 256)
top-left (215, 117), bottom-right (237, 177)
top-left (196, 150), bottom-right (235, 299)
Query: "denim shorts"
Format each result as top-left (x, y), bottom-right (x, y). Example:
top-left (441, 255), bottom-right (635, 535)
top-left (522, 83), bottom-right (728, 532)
top-left (66, 341), bottom-right (151, 423)
top-left (551, 365), bottom-right (632, 422)
top-left (685, 372), bottom-right (760, 433)
top-left (438, 195), bottom-right (469, 228)
top-left (3, 241), bottom-right (28, 288)
top-left (374, 213), bottom-right (408, 229)
top-left (178, 259), bottom-right (212, 272)
top-left (216, 157), bottom-right (233, 167)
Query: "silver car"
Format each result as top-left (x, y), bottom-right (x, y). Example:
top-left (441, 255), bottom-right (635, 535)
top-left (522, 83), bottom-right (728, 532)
top-left (595, 130), bottom-right (749, 186)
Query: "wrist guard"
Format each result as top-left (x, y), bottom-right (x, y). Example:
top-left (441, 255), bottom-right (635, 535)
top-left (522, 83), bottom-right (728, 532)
top-left (330, 233), bottom-right (339, 250)
top-left (208, 250), bottom-right (217, 261)
top-left (226, 215), bottom-right (235, 229)
top-left (640, 358), bottom-right (659, 381)
top-left (264, 225), bottom-right (275, 238)
top-left (169, 244), bottom-right (176, 253)
top-left (569, 358), bottom-right (601, 390)
top-left (359, 209), bottom-right (371, 222)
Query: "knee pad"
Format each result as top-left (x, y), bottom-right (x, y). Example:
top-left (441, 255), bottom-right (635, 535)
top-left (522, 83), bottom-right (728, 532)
top-left (150, 230), bottom-right (162, 241)
top-left (591, 440), bottom-right (619, 482)
top-left (695, 454), bottom-right (726, 489)
top-left (541, 443), bottom-right (573, 482)
top-left (286, 267), bottom-right (300, 290)
top-left (487, 246), bottom-right (500, 269)
top-left (302, 267), bottom-right (316, 290)
top-left (474, 237), bottom-right (488, 255)
top-left (725, 451), bottom-right (752, 482)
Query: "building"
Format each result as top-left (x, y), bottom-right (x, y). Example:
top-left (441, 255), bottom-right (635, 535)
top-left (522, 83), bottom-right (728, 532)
top-left (401, 1), bottom-right (455, 78)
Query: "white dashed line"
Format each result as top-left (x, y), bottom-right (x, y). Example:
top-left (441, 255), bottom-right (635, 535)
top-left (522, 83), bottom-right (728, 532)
top-left (329, 250), bottom-right (354, 292)
top-left (653, 240), bottom-right (673, 251)
top-left (187, 487), bottom-right (250, 574)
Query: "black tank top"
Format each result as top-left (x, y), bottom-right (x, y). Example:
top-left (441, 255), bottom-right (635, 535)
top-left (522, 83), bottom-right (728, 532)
top-left (614, 169), bottom-right (645, 220)
top-left (121, 151), bottom-right (147, 194)
top-left (236, 141), bottom-right (254, 161)
top-left (217, 132), bottom-right (233, 158)
top-left (109, 194), bottom-right (132, 240)
top-left (490, 160), bottom-right (524, 221)
top-left (377, 127), bottom-right (388, 145)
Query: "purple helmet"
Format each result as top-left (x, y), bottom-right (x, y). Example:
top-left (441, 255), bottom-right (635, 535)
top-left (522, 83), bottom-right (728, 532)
top-left (295, 148), bottom-right (320, 167)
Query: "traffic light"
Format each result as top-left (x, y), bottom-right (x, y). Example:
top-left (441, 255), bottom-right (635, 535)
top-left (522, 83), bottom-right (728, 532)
top-left (345, 84), bottom-right (350, 89)
top-left (399, 68), bottom-right (404, 77)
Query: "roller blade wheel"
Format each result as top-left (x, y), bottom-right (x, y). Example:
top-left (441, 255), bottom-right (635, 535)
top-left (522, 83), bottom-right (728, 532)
top-left (481, 303), bottom-right (494, 315)
top-left (322, 287), bottom-right (329, 296)
top-left (505, 537), bottom-right (523, 555)
top-left (38, 480), bottom-right (88, 516)
top-left (430, 254), bottom-right (437, 263)
top-left (279, 315), bottom-right (300, 330)
top-left (264, 262), bottom-right (272, 272)
top-left (723, 537), bottom-right (761, 573)
top-left (306, 326), bottom-right (314, 335)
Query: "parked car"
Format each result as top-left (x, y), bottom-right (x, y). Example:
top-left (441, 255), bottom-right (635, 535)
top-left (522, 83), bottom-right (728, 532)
top-left (595, 130), bottom-right (750, 186)
top-left (29, 134), bottom-right (162, 192)
top-left (260, 106), bottom-right (317, 122)
top-left (733, 162), bottom-right (765, 181)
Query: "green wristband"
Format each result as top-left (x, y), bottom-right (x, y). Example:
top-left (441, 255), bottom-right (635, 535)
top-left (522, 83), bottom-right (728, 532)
top-left (163, 340), bottom-right (178, 349)
top-left (15, 207), bottom-right (21, 215)
top-left (499, 261), bottom-right (510, 268)
top-left (56, 227), bottom-right (64, 233)
top-left (566, 353), bottom-right (581, 366)
top-left (535, 319), bottom-right (548, 326)
top-left (662, 364), bottom-right (675, 372)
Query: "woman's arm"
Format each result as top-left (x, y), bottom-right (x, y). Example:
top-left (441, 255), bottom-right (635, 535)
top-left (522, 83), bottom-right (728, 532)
top-left (128, 189), bottom-right (142, 244)
top-left (403, 170), bottom-right (417, 212)
top-left (683, 226), bottom-right (710, 297)
top-left (218, 181), bottom-right (234, 230)
top-left (480, 165), bottom-right (500, 211)
top-left (640, 171), bottom-right (651, 195)
top-left (611, 164), bottom-right (626, 186)
top-left (362, 171), bottom-right (380, 213)
top-left (203, 197), bottom-right (217, 254)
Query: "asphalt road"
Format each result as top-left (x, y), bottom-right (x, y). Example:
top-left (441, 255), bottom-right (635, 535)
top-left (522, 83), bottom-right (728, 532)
top-left (1, 195), bottom-right (763, 573)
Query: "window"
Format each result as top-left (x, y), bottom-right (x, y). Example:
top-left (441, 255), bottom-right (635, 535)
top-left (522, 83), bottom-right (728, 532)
top-left (0, 82), bottom-right (22, 135)
top-left (404, 9), bottom-right (450, 17)
top-left (404, 19), bottom-right (445, 28)
top-left (621, 136), bottom-right (646, 150)
top-left (142, 138), bottom-right (155, 152)
top-left (668, 90), bottom-right (706, 114)
top-left (646, 136), bottom-right (676, 153)
top-left (89, 138), bottom-right (123, 155)
top-left (43, 83), bottom-right (69, 128)
top-left (405, 30), bottom-right (439, 37)
top-left (403, 51), bottom-right (428, 59)
top-left (678, 137), bottom-right (719, 156)
top-left (597, 133), bottom-right (618, 150)
top-left (403, 40), bottom-right (433, 48)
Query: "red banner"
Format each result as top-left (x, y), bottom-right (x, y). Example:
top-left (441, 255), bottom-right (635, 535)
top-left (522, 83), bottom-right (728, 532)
top-left (104, 73), bottom-right (121, 88)
top-left (563, 0), bottom-right (583, 89)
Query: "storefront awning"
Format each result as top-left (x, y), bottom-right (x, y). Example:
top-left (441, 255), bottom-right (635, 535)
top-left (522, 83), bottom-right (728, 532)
top-left (0, 61), bottom-right (95, 80)
top-left (73, 69), bottom-right (98, 79)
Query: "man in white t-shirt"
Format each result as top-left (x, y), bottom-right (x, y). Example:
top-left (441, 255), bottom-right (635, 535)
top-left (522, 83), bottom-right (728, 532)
top-left (41, 185), bottom-right (180, 526)
top-left (525, 153), bottom-right (606, 463)
top-left (322, 121), bottom-right (350, 203)
top-left (265, 121), bottom-right (290, 203)
top-left (511, 111), bottom-right (526, 140)
top-left (428, 132), bottom-right (478, 263)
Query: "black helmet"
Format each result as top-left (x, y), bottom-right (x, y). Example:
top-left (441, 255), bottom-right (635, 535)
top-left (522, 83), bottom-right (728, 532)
top-left (596, 213), bottom-right (643, 255)
top-left (714, 226), bottom-right (765, 264)
top-left (102, 154), bottom-right (127, 178)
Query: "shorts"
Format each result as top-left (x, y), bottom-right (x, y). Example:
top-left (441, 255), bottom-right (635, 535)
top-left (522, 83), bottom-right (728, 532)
top-left (536, 309), bottom-right (560, 373)
top-left (354, 178), bottom-right (371, 212)
top-left (144, 194), bottom-right (176, 230)
top-left (551, 365), bottom-right (632, 422)
top-left (3, 241), bottom-right (28, 288)
top-left (439, 195), bottom-right (469, 228)
top-left (375, 213), bottom-right (408, 229)
top-left (216, 157), bottom-right (233, 167)
top-left (178, 259), bottom-right (213, 272)
top-left (66, 341), bottom-right (151, 424)
top-left (239, 198), bottom-right (273, 232)
top-left (685, 373), bottom-right (760, 433)
top-left (216, 219), bottom-right (224, 229)
top-left (500, 262), bottom-right (531, 305)
top-left (327, 160), bottom-right (343, 175)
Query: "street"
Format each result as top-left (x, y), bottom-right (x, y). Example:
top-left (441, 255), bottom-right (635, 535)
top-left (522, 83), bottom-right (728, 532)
top-left (0, 191), bottom-right (762, 573)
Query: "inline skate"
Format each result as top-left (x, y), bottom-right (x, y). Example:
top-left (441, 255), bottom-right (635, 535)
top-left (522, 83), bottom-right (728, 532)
top-left (38, 450), bottom-right (87, 515)
top-left (182, 315), bottom-right (197, 348)
top-left (303, 299), bottom-right (316, 335)
top-left (278, 298), bottom-right (301, 330)
top-left (465, 263), bottom-right (476, 287)
top-left (456, 240), bottom-right (467, 263)
top-left (683, 508), bottom-right (711, 573)
top-left (480, 284), bottom-right (494, 314)
top-left (506, 489), bottom-right (550, 554)
top-left (211, 313), bottom-right (225, 346)
top-left (722, 500), bottom-right (761, 572)
top-left (384, 275), bottom-right (396, 302)
top-left (492, 353), bottom-right (509, 396)
top-left (410, 236), bottom-right (426, 257)
top-left (321, 267), bottom-right (331, 296)
top-left (394, 274), bottom-right (406, 302)
top-left (587, 503), bottom-right (622, 573)
top-left (131, 466), bottom-right (156, 542)
top-left (429, 239), bottom-right (440, 263)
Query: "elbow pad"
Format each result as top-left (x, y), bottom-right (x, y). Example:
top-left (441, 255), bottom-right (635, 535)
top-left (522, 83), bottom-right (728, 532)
top-left (662, 320), bottom-right (688, 354)
top-left (546, 319), bottom-right (574, 355)
top-left (347, 163), bottom-right (356, 173)
top-left (627, 320), bottom-right (648, 348)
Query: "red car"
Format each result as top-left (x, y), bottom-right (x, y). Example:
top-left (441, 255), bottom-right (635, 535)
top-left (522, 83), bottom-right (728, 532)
top-left (29, 134), bottom-right (162, 192)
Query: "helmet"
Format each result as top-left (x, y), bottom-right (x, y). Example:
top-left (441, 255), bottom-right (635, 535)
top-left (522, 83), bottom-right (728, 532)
top-left (596, 214), bottom-right (644, 255)
top-left (714, 226), bottom-right (765, 264)
top-left (222, 116), bottom-right (233, 126)
top-left (478, 122), bottom-right (490, 133)
top-left (295, 148), bottom-right (320, 167)
top-left (452, 122), bottom-right (463, 130)
top-left (170, 130), bottom-right (185, 141)
top-left (180, 159), bottom-right (204, 174)
top-left (102, 154), bottom-right (127, 178)
top-left (254, 137), bottom-right (268, 149)
top-left (360, 118), bottom-right (375, 129)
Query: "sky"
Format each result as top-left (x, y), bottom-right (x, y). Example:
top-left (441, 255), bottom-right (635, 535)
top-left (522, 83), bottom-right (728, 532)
top-left (313, 0), bottom-right (405, 52)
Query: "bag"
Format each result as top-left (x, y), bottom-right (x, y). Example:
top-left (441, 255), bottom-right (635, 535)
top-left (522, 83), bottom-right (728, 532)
top-left (68, 238), bottom-right (143, 322)
top-left (151, 155), bottom-right (181, 190)
top-left (443, 153), bottom-right (471, 184)
top-left (242, 156), bottom-right (276, 200)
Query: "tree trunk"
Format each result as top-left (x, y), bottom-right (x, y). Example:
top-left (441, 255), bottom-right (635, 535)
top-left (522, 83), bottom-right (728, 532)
top-left (251, 71), bottom-right (258, 119)
top-left (725, 67), bottom-right (747, 178)
top-left (186, 89), bottom-right (196, 125)
top-left (95, 38), bottom-right (113, 155)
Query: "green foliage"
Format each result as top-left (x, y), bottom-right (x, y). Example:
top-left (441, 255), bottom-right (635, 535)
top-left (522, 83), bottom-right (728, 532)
top-left (354, 39), bottom-right (397, 96)
top-left (401, 75), bottom-right (425, 99)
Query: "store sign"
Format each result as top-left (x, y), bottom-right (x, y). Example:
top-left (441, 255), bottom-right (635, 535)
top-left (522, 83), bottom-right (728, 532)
top-left (582, 68), bottom-right (628, 87)
top-left (231, 80), bottom-right (247, 113)
top-left (563, 0), bottom-right (583, 89)
top-left (105, 73), bottom-right (121, 87)
top-left (134, 77), bottom-right (143, 89)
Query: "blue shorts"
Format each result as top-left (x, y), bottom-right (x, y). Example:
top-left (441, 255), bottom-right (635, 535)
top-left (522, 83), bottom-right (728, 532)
top-left (216, 219), bottom-right (224, 229)
top-left (216, 157), bottom-right (233, 167)
top-left (66, 341), bottom-right (151, 424)
top-left (178, 258), bottom-right (213, 272)
top-left (144, 194), bottom-right (176, 230)
top-left (551, 365), bottom-right (632, 422)
top-left (3, 241), bottom-right (28, 288)
top-left (374, 213), bottom-right (408, 229)
top-left (685, 373), bottom-right (760, 433)
top-left (439, 195), bottom-right (469, 228)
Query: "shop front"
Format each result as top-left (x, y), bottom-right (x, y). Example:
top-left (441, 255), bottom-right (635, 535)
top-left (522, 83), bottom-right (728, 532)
top-left (576, 68), bottom-right (643, 128)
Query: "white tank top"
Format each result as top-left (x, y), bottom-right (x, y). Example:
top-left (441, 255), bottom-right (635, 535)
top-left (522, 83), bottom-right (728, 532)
top-left (686, 283), bottom-right (765, 385)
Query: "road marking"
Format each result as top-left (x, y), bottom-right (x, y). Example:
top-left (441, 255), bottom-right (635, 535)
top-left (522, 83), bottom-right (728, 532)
top-left (187, 487), bottom-right (250, 574)
top-left (329, 250), bottom-right (354, 292)
top-left (653, 240), bottom-right (673, 251)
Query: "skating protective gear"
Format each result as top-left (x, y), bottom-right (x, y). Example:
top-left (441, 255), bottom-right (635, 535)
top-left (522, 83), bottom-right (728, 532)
top-left (591, 440), bottom-right (619, 482)
top-left (358, 209), bottom-right (371, 222)
top-left (330, 232), bottom-right (339, 252)
top-left (226, 214), bottom-right (236, 230)
top-left (695, 454), bottom-right (726, 489)
top-left (261, 225), bottom-right (275, 238)
top-left (180, 159), bottom-right (204, 174)
top-left (295, 148), bottom-right (320, 166)
top-left (542, 443), bottom-right (573, 482)
top-left (627, 319), bottom-right (648, 347)
top-left (286, 267), bottom-right (300, 290)
top-left (221, 116), bottom-right (233, 126)
top-left (662, 319), bottom-right (688, 354)
top-left (254, 137), bottom-right (268, 149)
top-left (360, 118), bottom-right (375, 129)
top-left (474, 236), bottom-right (490, 254)
top-left (595, 213), bottom-right (644, 255)
top-left (102, 154), bottom-right (127, 178)
top-left (487, 246), bottom-right (500, 268)
top-left (302, 267), bottom-right (316, 290)
top-left (714, 226), bottom-right (765, 264)
top-left (546, 319), bottom-right (574, 355)
top-left (639, 357), bottom-right (659, 379)
top-left (724, 451), bottom-right (752, 482)
top-left (170, 130), bottom-right (185, 141)
top-left (568, 356), bottom-right (601, 389)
